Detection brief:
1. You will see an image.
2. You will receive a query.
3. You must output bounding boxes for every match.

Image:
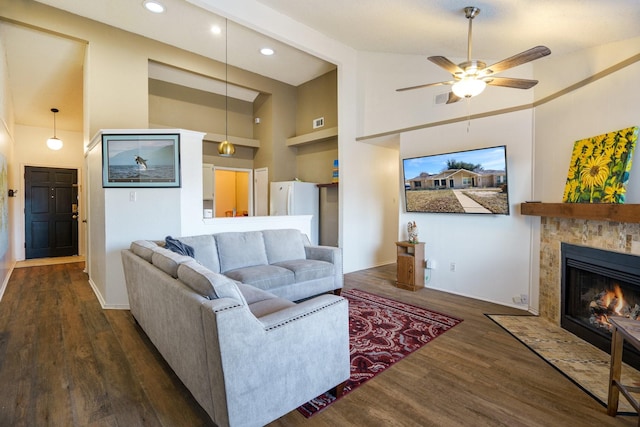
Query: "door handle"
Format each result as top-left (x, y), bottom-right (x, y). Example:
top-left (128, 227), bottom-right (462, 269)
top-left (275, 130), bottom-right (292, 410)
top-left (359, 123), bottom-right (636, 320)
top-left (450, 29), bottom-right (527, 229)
top-left (72, 214), bottom-right (78, 220)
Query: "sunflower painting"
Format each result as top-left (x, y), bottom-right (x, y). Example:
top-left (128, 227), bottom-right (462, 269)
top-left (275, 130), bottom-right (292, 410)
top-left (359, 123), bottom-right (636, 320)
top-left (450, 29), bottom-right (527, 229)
top-left (562, 126), bottom-right (638, 203)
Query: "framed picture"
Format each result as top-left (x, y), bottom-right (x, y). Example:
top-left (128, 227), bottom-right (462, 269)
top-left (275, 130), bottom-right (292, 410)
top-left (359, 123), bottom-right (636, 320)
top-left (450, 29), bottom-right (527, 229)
top-left (102, 133), bottom-right (181, 188)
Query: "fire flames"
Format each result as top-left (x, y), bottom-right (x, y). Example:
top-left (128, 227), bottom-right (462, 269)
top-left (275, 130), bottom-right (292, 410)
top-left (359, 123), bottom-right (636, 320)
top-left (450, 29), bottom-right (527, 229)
top-left (588, 284), bottom-right (640, 331)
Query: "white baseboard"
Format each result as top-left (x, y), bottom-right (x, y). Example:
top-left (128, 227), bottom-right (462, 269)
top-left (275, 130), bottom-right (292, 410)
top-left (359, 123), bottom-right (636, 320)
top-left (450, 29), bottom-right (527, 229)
top-left (0, 261), bottom-right (16, 303)
top-left (87, 277), bottom-right (130, 310)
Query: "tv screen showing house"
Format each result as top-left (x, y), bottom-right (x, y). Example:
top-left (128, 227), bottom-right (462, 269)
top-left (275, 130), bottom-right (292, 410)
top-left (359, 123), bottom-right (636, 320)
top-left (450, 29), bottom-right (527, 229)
top-left (402, 145), bottom-right (510, 215)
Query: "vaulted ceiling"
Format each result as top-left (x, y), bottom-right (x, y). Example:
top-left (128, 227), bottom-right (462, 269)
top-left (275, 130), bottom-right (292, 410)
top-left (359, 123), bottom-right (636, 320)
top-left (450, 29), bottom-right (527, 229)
top-left (2, 0), bottom-right (639, 132)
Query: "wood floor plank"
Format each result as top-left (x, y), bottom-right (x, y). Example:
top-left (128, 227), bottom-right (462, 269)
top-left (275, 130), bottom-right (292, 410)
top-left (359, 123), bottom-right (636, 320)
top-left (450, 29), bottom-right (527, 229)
top-left (105, 309), bottom-right (215, 427)
top-left (0, 266), bottom-right (40, 426)
top-left (32, 266), bottom-right (74, 426)
top-left (0, 261), bottom-right (636, 426)
top-left (59, 267), bottom-right (112, 425)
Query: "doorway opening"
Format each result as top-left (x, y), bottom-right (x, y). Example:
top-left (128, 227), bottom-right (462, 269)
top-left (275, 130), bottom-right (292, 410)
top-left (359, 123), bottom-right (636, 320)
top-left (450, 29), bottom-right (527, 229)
top-left (211, 167), bottom-right (253, 217)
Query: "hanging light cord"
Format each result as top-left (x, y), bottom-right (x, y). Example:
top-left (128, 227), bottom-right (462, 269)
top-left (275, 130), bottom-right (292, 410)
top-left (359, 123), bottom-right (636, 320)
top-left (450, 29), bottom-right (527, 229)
top-left (225, 18), bottom-right (228, 142)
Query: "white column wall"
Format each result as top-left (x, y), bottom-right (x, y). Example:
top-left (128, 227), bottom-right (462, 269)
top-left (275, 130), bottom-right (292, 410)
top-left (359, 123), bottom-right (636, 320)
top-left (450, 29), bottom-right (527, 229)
top-left (399, 110), bottom-right (535, 309)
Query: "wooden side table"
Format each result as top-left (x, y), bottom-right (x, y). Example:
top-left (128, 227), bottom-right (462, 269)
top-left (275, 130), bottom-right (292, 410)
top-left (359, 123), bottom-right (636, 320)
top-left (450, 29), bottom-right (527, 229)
top-left (395, 241), bottom-right (425, 291)
top-left (607, 316), bottom-right (640, 424)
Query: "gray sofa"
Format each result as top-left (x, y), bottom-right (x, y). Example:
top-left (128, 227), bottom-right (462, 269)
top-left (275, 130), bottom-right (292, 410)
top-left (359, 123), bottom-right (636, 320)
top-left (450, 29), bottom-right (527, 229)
top-left (174, 229), bottom-right (343, 301)
top-left (121, 229), bottom-right (350, 427)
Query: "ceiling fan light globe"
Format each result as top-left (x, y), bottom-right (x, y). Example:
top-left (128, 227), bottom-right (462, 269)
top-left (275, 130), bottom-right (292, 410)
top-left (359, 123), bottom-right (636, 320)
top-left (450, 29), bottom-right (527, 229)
top-left (46, 137), bottom-right (63, 150)
top-left (452, 78), bottom-right (486, 98)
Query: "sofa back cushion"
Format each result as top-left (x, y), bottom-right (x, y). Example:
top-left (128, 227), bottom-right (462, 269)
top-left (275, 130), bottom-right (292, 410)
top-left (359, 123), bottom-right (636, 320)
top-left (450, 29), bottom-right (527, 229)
top-left (176, 234), bottom-right (220, 273)
top-left (177, 260), bottom-right (247, 304)
top-left (262, 229), bottom-right (307, 264)
top-left (151, 247), bottom-right (193, 278)
top-left (215, 231), bottom-right (268, 273)
top-left (130, 240), bottom-right (159, 262)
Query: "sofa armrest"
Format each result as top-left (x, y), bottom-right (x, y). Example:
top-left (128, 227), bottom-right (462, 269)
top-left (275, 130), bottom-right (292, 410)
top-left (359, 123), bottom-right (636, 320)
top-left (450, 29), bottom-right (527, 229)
top-left (257, 294), bottom-right (344, 329)
top-left (305, 245), bottom-right (343, 290)
top-left (305, 245), bottom-right (340, 263)
top-left (200, 294), bottom-right (350, 427)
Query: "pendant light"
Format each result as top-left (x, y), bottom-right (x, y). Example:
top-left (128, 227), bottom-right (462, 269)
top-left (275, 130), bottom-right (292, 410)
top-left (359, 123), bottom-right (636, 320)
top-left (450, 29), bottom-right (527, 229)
top-left (46, 108), bottom-right (63, 151)
top-left (218, 19), bottom-right (235, 157)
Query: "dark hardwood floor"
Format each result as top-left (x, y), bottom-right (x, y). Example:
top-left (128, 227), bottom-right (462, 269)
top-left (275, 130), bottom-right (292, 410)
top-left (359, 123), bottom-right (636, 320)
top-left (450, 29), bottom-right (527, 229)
top-left (0, 262), bottom-right (635, 426)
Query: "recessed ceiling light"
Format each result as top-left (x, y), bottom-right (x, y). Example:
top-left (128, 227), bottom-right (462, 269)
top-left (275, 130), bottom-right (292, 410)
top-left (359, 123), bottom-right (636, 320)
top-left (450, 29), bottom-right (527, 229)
top-left (260, 48), bottom-right (275, 56)
top-left (211, 25), bottom-right (222, 35)
top-left (143, 0), bottom-right (165, 13)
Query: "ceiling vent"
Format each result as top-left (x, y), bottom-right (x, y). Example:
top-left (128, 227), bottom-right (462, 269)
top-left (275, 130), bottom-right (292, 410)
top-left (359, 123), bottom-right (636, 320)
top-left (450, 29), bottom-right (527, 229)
top-left (435, 92), bottom-right (449, 105)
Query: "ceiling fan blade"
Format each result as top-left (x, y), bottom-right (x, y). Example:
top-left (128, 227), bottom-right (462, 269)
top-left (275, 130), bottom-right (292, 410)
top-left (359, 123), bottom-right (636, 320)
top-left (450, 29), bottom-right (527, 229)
top-left (396, 80), bottom-right (455, 92)
top-left (483, 46), bottom-right (551, 75)
top-left (428, 56), bottom-right (464, 75)
top-left (484, 77), bottom-right (539, 89)
top-left (446, 92), bottom-right (462, 104)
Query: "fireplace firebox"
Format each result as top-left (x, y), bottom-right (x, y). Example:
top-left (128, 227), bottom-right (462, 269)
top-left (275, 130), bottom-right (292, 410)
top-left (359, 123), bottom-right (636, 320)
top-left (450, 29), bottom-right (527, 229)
top-left (561, 242), bottom-right (640, 370)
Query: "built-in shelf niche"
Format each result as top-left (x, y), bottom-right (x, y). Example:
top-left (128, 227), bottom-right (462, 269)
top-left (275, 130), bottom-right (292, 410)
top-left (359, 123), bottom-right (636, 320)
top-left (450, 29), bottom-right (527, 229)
top-left (286, 126), bottom-right (338, 147)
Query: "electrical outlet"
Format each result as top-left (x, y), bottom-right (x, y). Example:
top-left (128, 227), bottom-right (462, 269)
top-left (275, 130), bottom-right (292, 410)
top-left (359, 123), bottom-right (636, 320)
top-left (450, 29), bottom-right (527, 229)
top-left (512, 296), bottom-right (522, 304)
top-left (449, 262), bottom-right (456, 272)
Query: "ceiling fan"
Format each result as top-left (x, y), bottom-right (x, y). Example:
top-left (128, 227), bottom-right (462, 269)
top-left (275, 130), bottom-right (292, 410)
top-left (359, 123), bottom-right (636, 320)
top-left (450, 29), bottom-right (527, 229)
top-left (396, 6), bottom-right (551, 103)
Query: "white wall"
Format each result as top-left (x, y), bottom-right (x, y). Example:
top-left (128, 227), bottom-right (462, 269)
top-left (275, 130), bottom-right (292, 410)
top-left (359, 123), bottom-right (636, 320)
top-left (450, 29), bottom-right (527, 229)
top-left (87, 129), bottom-right (189, 308)
top-left (400, 110), bottom-right (535, 309)
top-left (0, 36), bottom-right (15, 296)
top-left (357, 50), bottom-right (536, 137)
top-left (534, 45), bottom-right (640, 203)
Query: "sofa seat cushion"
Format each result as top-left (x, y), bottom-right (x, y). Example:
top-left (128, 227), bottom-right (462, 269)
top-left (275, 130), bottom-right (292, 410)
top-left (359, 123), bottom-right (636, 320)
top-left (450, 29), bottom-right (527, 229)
top-left (273, 259), bottom-right (334, 282)
top-left (177, 261), bottom-right (247, 304)
top-left (262, 229), bottom-right (307, 263)
top-left (216, 231), bottom-right (268, 273)
top-left (224, 265), bottom-right (294, 291)
top-left (236, 283), bottom-right (279, 305)
top-left (248, 297), bottom-right (296, 318)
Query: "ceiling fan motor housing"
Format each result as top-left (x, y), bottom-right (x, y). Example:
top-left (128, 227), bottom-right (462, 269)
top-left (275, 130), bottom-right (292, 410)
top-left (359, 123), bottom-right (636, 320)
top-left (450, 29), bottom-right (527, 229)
top-left (456, 60), bottom-right (487, 78)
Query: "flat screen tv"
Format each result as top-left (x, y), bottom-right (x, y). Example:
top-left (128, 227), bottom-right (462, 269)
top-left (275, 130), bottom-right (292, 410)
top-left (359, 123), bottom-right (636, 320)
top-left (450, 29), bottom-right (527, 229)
top-left (402, 145), bottom-right (510, 215)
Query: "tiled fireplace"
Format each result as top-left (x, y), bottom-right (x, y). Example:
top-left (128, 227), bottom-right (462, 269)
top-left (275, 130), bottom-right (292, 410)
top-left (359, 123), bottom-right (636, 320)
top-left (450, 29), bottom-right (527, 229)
top-left (539, 216), bottom-right (640, 324)
top-left (560, 242), bottom-right (640, 368)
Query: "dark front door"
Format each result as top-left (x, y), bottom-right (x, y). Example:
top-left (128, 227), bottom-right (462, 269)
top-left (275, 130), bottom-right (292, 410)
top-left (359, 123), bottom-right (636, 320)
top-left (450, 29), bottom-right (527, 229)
top-left (25, 166), bottom-right (78, 259)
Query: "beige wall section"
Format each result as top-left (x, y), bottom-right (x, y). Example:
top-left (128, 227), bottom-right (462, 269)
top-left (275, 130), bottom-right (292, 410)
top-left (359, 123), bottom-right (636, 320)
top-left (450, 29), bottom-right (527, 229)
top-left (264, 90), bottom-right (298, 182)
top-left (148, 79), bottom-right (254, 139)
top-left (293, 70), bottom-right (338, 183)
top-left (295, 140), bottom-right (338, 183)
top-left (252, 93), bottom-right (274, 170)
top-left (296, 70), bottom-right (337, 134)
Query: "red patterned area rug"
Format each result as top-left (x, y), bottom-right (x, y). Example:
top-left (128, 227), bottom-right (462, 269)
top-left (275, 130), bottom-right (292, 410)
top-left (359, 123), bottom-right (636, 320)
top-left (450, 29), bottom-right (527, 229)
top-left (298, 289), bottom-right (462, 417)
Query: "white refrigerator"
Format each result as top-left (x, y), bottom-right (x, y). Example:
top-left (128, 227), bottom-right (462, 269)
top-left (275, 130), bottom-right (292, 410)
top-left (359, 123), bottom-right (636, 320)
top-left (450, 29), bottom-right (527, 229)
top-left (270, 181), bottom-right (319, 245)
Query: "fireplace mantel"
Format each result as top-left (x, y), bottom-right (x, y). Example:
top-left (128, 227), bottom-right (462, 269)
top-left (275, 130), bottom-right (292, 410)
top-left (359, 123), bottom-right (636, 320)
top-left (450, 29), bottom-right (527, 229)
top-left (520, 203), bottom-right (640, 224)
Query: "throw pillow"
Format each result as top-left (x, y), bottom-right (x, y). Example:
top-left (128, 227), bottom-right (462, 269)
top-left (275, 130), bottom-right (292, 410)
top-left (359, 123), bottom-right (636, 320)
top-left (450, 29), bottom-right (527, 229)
top-left (165, 235), bottom-right (195, 258)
